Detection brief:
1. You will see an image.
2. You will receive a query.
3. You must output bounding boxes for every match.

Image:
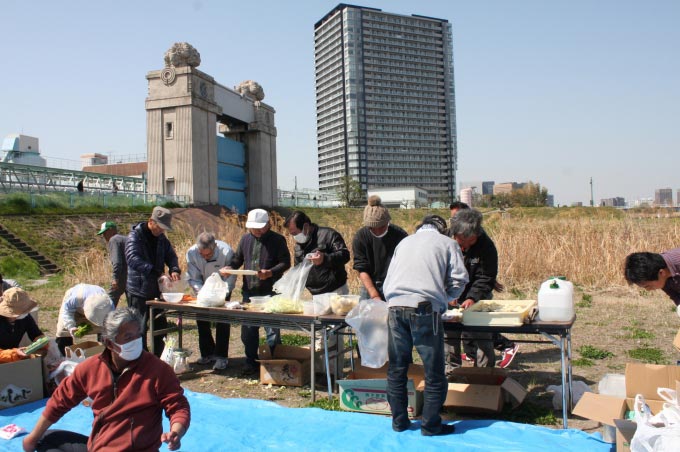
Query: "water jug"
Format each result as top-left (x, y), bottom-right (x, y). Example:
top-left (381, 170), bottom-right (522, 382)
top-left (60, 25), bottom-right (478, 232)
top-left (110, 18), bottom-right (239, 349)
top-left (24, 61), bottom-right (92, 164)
top-left (537, 277), bottom-right (574, 321)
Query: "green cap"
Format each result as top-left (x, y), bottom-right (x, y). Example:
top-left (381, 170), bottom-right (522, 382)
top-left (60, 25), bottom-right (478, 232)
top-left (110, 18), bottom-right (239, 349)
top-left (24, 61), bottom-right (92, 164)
top-left (97, 221), bottom-right (117, 235)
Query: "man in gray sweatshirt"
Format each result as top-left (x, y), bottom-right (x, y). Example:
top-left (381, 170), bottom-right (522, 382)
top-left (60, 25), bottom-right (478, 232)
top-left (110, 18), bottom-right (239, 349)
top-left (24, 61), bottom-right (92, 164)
top-left (383, 214), bottom-right (468, 436)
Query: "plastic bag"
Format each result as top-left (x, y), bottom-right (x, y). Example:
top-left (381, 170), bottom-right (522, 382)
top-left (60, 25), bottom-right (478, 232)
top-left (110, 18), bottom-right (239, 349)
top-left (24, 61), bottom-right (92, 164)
top-left (161, 336), bottom-right (176, 366)
top-left (273, 259), bottom-right (313, 301)
top-left (158, 274), bottom-right (189, 294)
top-left (631, 393), bottom-right (680, 452)
top-left (197, 272), bottom-right (228, 307)
top-left (345, 299), bottom-right (388, 368)
top-left (546, 381), bottom-right (592, 410)
top-left (48, 359), bottom-right (83, 385)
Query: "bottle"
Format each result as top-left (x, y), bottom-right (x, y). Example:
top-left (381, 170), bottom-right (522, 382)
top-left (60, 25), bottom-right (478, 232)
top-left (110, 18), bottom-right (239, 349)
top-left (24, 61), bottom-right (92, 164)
top-left (537, 277), bottom-right (574, 321)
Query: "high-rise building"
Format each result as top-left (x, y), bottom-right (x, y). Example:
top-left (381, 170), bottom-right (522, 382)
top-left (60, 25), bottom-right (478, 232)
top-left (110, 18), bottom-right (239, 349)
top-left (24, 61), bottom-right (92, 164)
top-left (655, 188), bottom-right (673, 207)
top-left (314, 4), bottom-right (457, 202)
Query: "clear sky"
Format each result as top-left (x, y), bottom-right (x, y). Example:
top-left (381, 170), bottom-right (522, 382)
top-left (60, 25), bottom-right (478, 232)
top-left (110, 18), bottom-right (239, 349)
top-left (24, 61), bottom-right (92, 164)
top-left (2, 0), bottom-right (678, 206)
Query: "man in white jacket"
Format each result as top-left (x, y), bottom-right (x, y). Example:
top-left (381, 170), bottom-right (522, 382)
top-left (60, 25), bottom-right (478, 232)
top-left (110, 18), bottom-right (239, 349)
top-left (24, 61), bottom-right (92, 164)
top-left (186, 232), bottom-right (236, 370)
top-left (383, 215), bottom-right (468, 436)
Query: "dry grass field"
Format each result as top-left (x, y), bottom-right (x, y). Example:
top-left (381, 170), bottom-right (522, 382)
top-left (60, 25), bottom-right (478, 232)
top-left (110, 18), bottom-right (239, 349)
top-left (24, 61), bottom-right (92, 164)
top-left (3, 206), bottom-right (679, 431)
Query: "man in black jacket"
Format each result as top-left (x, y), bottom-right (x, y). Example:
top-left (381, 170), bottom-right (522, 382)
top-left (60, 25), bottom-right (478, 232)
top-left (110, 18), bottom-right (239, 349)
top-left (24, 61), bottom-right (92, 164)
top-left (284, 211), bottom-right (350, 295)
top-left (227, 209), bottom-right (290, 373)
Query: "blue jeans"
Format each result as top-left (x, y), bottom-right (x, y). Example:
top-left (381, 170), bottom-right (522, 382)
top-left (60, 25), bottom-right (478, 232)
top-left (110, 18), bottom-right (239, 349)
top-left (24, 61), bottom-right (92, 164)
top-left (387, 303), bottom-right (448, 435)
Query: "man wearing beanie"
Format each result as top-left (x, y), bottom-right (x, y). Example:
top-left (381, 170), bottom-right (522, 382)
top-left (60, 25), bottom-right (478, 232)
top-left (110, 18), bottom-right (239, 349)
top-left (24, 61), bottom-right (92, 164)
top-left (352, 195), bottom-right (408, 300)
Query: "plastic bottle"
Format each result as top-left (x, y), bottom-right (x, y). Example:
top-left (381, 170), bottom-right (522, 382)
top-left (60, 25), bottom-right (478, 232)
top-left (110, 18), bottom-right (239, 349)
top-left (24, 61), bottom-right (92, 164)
top-left (537, 277), bottom-right (574, 321)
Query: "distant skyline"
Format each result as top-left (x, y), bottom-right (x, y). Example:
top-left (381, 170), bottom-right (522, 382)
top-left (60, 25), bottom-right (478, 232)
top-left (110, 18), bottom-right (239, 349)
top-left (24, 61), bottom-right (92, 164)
top-left (1, 0), bottom-right (678, 206)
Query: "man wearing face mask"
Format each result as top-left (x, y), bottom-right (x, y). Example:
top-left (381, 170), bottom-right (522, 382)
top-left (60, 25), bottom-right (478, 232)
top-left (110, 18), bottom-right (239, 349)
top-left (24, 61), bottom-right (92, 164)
top-left (352, 196), bottom-right (408, 300)
top-left (22, 307), bottom-right (190, 452)
top-left (284, 210), bottom-right (351, 295)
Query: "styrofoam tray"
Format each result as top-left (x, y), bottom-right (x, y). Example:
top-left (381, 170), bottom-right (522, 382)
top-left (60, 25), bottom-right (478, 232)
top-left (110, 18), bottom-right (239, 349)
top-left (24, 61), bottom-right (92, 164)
top-left (462, 300), bottom-right (537, 326)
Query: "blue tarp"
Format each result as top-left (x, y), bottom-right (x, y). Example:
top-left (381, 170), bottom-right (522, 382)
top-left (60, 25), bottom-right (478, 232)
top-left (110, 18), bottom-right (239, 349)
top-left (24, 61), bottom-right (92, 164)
top-left (0, 390), bottom-right (613, 451)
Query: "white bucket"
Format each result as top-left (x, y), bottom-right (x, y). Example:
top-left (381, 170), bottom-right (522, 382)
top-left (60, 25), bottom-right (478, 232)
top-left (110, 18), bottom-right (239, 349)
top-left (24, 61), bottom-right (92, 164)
top-left (537, 277), bottom-right (574, 321)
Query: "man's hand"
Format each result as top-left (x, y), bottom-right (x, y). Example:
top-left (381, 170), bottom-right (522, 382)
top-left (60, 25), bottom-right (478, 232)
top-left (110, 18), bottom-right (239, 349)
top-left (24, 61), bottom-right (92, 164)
top-left (218, 266), bottom-right (232, 278)
top-left (460, 299), bottom-right (475, 309)
top-left (69, 327), bottom-right (78, 339)
top-left (22, 433), bottom-right (39, 452)
top-left (448, 299), bottom-right (459, 308)
top-left (111, 280), bottom-right (119, 291)
top-left (16, 348), bottom-right (28, 359)
top-left (257, 269), bottom-right (273, 280)
top-left (161, 430), bottom-right (182, 451)
top-left (170, 272), bottom-right (181, 282)
top-left (494, 281), bottom-right (505, 292)
top-left (368, 289), bottom-right (382, 300)
top-left (307, 251), bottom-right (324, 266)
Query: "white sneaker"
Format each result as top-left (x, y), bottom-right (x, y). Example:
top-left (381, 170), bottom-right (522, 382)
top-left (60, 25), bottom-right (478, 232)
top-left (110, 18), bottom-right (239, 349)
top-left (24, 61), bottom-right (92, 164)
top-left (212, 358), bottom-right (228, 370)
top-left (197, 356), bottom-right (214, 365)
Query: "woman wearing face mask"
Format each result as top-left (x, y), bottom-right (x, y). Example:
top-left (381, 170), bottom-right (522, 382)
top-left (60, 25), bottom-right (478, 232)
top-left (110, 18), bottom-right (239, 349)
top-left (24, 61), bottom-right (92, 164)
top-left (0, 286), bottom-right (44, 351)
top-left (23, 307), bottom-right (191, 452)
top-left (352, 196), bottom-right (408, 301)
top-left (284, 210), bottom-right (351, 296)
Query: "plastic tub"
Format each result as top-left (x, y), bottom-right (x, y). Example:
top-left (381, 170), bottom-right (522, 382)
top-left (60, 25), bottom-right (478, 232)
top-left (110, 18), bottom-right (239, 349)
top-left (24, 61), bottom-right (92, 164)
top-left (329, 294), bottom-right (361, 315)
top-left (537, 278), bottom-right (574, 321)
top-left (302, 301), bottom-right (315, 315)
top-left (162, 293), bottom-right (183, 303)
top-left (248, 296), bottom-right (271, 311)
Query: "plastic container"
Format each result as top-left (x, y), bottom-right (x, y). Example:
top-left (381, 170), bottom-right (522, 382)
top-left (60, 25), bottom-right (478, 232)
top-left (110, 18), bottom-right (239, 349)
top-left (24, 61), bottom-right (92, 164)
top-left (329, 294), bottom-right (361, 315)
top-left (248, 295), bottom-right (271, 311)
top-left (598, 373), bottom-right (626, 398)
top-left (537, 277), bottom-right (574, 321)
top-left (162, 293), bottom-right (183, 303)
top-left (302, 301), bottom-right (315, 315)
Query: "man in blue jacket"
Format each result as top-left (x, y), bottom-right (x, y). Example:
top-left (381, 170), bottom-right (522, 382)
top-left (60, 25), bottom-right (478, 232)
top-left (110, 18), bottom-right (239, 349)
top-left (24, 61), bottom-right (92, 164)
top-left (125, 206), bottom-right (181, 356)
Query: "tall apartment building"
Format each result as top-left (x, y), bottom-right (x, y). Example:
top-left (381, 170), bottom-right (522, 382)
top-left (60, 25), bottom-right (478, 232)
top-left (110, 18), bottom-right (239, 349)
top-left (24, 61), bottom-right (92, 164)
top-left (314, 4), bottom-right (457, 202)
top-left (655, 188), bottom-right (673, 206)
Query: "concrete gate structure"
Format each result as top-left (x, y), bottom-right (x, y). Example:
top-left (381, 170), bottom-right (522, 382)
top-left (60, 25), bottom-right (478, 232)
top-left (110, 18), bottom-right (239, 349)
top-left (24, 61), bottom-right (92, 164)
top-left (145, 42), bottom-right (277, 212)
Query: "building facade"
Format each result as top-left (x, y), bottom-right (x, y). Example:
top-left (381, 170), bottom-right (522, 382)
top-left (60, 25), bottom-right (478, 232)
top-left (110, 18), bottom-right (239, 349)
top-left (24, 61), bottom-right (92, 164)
top-left (654, 188), bottom-right (673, 207)
top-left (314, 4), bottom-right (457, 202)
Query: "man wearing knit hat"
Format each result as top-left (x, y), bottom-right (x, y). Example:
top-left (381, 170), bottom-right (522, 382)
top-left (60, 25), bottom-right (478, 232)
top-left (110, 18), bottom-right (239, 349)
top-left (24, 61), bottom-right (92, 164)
top-left (352, 195), bottom-right (408, 300)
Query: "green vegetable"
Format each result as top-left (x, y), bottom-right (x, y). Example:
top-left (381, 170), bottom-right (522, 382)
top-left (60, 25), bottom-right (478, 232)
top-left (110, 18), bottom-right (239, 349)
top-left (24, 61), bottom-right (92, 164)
top-left (74, 323), bottom-right (92, 338)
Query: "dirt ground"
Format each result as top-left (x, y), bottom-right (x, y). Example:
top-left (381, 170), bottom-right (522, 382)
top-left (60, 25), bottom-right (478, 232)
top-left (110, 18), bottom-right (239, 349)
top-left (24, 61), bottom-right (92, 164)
top-left (30, 288), bottom-right (680, 435)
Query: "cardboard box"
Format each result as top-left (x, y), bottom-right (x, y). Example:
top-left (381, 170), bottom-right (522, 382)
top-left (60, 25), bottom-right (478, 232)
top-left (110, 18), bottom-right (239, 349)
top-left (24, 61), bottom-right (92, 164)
top-left (337, 364), bottom-right (424, 418)
top-left (65, 341), bottom-right (105, 360)
top-left (424, 367), bottom-right (526, 413)
top-left (258, 345), bottom-right (312, 387)
top-left (573, 363), bottom-right (680, 448)
top-left (0, 356), bottom-right (44, 410)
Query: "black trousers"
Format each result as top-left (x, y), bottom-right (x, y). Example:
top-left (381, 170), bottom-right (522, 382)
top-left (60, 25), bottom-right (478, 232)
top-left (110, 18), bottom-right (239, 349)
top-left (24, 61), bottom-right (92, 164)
top-left (127, 293), bottom-right (168, 357)
top-left (37, 430), bottom-right (88, 452)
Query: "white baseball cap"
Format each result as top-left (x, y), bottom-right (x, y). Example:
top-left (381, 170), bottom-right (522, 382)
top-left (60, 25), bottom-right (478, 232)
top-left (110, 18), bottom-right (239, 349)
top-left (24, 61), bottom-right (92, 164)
top-left (245, 209), bottom-right (269, 228)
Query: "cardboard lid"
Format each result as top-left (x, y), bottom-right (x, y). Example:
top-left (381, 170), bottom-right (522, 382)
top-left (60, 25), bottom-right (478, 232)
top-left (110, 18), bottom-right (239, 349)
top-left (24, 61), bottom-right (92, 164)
top-left (625, 363), bottom-right (680, 400)
top-left (572, 392), bottom-right (627, 426)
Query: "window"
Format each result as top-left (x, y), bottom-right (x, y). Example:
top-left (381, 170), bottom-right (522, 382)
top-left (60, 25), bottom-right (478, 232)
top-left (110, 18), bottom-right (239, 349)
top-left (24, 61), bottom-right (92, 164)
top-left (165, 122), bottom-right (174, 139)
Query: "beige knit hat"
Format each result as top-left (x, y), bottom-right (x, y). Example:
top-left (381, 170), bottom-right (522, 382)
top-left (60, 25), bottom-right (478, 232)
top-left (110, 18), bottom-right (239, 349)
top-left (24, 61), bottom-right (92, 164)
top-left (363, 195), bottom-right (391, 228)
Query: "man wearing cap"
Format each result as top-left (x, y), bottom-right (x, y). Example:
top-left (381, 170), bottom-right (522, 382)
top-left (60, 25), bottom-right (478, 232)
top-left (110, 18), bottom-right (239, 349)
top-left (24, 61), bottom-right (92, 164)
top-left (186, 232), bottom-right (236, 370)
top-left (126, 206), bottom-right (181, 356)
top-left (352, 196), bottom-right (408, 301)
top-left (97, 221), bottom-right (127, 307)
top-left (55, 283), bottom-right (114, 356)
top-left (284, 210), bottom-right (350, 295)
top-left (227, 208), bottom-right (290, 373)
top-left (383, 214), bottom-right (468, 436)
top-left (0, 287), bottom-right (43, 350)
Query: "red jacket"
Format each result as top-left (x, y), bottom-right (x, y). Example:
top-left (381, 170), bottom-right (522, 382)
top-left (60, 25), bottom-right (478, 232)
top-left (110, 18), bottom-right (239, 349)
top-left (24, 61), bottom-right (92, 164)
top-left (43, 349), bottom-right (190, 451)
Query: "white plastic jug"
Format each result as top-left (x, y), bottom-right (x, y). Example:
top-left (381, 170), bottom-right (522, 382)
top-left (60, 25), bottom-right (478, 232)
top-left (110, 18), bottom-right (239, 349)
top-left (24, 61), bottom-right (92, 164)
top-left (537, 277), bottom-right (574, 321)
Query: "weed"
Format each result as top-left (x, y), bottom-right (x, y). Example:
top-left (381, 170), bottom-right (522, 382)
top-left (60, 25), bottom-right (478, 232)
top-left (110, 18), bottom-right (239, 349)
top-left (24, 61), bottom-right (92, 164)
top-left (577, 294), bottom-right (592, 308)
top-left (298, 390), bottom-right (311, 398)
top-left (578, 345), bottom-right (614, 360)
top-left (572, 358), bottom-right (594, 367)
top-left (510, 288), bottom-right (525, 298)
top-left (500, 401), bottom-right (558, 425)
top-left (627, 347), bottom-right (665, 364)
top-left (306, 396), bottom-right (341, 411)
top-left (622, 326), bottom-right (654, 340)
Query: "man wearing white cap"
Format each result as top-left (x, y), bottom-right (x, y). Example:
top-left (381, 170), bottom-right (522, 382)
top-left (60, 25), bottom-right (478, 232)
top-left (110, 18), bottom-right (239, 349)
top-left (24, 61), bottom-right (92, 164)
top-left (97, 221), bottom-right (127, 307)
top-left (226, 208), bottom-right (291, 373)
top-left (126, 206), bottom-right (181, 356)
top-left (55, 283), bottom-right (114, 356)
top-left (0, 287), bottom-right (43, 350)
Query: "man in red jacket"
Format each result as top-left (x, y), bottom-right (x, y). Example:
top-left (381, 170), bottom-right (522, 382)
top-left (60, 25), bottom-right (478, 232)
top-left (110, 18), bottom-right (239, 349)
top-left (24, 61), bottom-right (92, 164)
top-left (23, 307), bottom-right (190, 452)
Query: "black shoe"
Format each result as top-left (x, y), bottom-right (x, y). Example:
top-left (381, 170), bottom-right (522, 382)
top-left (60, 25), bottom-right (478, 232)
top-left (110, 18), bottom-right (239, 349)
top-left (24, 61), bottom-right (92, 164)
top-left (242, 361), bottom-right (259, 375)
top-left (422, 423), bottom-right (456, 436)
top-left (392, 421), bottom-right (412, 432)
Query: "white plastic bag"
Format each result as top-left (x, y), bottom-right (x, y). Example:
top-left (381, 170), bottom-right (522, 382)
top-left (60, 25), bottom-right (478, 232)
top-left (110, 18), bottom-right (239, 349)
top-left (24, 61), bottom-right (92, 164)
top-left (161, 336), bottom-right (176, 366)
top-left (273, 259), bottom-right (313, 301)
top-left (197, 272), bottom-right (228, 307)
top-left (546, 381), bottom-right (592, 410)
top-left (345, 299), bottom-right (388, 368)
top-left (631, 393), bottom-right (680, 452)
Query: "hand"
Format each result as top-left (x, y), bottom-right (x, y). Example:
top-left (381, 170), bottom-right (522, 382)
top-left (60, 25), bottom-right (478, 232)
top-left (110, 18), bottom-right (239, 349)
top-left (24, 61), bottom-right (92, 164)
top-left (448, 299), bottom-right (459, 308)
top-left (257, 269), bottom-right (272, 280)
top-left (111, 280), bottom-right (119, 291)
top-left (309, 251), bottom-right (324, 266)
top-left (22, 433), bottom-right (39, 452)
top-left (218, 267), bottom-right (232, 277)
top-left (16, 348), bottom-right (28, 359)
top-left (368, 289), bottom-right (382, 300)
top-left (69, 327), bottom-right (78, 339)
top-left (494, 281), bottom-right (505, 292)
top-left (161, 430), bottom-right (181, 451)
top-left (460, 299), bottom-right (475, 310)
top-left (170, 272), bottom-right (181, 282)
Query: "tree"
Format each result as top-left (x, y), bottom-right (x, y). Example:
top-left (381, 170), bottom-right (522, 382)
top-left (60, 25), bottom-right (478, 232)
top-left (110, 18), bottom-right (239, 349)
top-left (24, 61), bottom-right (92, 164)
top-left (336, 176), bottom-right (363, 207)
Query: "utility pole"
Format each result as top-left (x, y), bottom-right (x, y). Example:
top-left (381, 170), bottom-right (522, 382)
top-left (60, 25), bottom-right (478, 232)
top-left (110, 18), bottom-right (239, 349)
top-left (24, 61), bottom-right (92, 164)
top-left (590, 177), bottom-right (594, 207)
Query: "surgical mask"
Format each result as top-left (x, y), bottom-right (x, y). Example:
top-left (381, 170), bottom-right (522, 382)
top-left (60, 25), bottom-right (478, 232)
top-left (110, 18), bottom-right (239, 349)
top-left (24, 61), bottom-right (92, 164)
top-left (16, 313), bottom-right (29, 320)
top-left (293, 226), bottom-right (309, 244)
top-left (114, 337), bottom-right (143, 361)
top-left (370, 227), bottom-right (389, 239)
